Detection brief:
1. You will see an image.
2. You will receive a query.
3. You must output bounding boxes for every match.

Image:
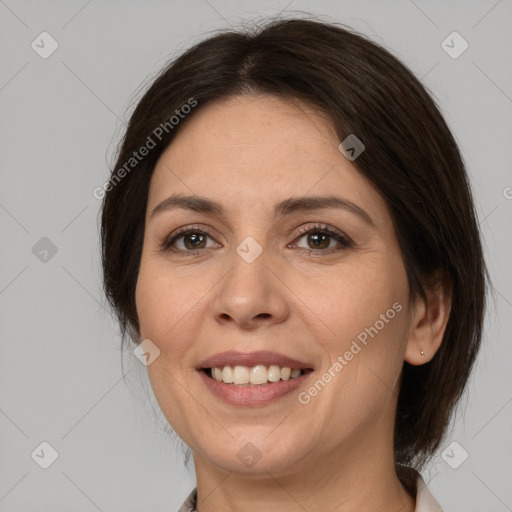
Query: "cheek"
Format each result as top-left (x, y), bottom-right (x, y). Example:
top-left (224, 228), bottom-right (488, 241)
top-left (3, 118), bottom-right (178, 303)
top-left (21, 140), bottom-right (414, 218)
top-left (306, 254), bottom-right (410, 399)
top-left (297, 253), bottom-right (408, 344)
top-left (135, 258), bottom-right (204, 440)
top-left (341, 256), bottom-right (409, 360)
top-left (135, 255), bottom-right (206, 347)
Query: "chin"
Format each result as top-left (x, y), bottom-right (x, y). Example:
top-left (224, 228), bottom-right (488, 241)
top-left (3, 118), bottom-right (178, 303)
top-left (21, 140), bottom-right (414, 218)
top-left (194, 434), bottom-right (310, 476)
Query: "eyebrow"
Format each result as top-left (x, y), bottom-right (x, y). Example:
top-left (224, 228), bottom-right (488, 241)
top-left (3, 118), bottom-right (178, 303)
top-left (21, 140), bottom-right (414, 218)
top-left (150, 194), bottom-right (375, 228)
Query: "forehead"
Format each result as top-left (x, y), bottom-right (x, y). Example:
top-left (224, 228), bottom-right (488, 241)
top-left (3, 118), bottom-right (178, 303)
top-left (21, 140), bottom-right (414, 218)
top-left (147, 94), bottom-right (388, 226)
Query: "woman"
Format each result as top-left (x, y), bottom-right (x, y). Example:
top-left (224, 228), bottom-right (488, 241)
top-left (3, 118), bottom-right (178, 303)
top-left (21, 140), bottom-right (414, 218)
top-left (100, 17), bottom-right (487, 511)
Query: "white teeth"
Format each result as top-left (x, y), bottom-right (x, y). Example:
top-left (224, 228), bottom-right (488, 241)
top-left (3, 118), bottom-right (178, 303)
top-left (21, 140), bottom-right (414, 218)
top-left (209, 365), bottom-right (306, 385)
top-left (267, 365), bottom-right (281, 382)
top-left (250, 365), bottom-right (268, 384)
top-left (222, 365), bottom-right (234, 383)
top-left (233, 365), bottom-right (250, 384)
top-left (291, 368), bottom-right (301, 379)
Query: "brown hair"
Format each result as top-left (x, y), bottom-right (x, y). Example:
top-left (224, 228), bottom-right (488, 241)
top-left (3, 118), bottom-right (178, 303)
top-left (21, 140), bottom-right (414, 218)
top-left (100, 17), bottom-right (488, 494)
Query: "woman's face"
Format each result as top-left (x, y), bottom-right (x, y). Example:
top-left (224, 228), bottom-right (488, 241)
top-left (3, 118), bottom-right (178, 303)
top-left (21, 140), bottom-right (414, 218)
top-left (135, 94), bottom-right (415, 476)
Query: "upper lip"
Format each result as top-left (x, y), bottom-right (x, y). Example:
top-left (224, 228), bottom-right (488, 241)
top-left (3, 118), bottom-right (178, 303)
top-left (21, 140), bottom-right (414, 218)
top-left (197, 350), bottom-right (313, 370)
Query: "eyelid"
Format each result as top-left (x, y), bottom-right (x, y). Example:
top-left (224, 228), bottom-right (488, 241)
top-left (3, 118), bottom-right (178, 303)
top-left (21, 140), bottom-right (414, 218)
top-left (288, 223), bottom-right (352, 251)
top-left (293, 223), bottom-right (350, 240)
top-left (159, 222), bottom-right (352, 255)
top-left (158, 224), bottom-right (219, 254)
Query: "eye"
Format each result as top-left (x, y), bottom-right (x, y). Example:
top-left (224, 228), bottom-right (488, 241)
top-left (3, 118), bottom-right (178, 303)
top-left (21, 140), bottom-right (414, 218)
top-left (290, 224), bottom-right (352, 254)
top-left (158, 225), bottom-right (219, 255)
top-left (159, 223), bottom-right (352, 257)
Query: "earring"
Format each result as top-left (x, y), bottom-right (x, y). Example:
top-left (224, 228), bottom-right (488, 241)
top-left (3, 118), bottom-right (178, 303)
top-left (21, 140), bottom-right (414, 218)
top-left (420, 348), bottom-right (425, 357)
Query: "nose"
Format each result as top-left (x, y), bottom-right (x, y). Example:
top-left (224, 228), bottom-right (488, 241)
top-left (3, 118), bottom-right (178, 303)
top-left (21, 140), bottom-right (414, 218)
top-left (211, 248), bottom-right (290, 331)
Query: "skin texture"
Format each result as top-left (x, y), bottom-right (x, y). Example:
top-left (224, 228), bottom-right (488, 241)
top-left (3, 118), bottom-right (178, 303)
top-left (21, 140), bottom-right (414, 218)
top-left (135, 94), bottom-right (451, 512)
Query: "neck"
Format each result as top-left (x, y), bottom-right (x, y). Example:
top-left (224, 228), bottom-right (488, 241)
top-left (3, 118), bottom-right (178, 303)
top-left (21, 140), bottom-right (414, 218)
top-left (192, 426), bottom-right (416, 512)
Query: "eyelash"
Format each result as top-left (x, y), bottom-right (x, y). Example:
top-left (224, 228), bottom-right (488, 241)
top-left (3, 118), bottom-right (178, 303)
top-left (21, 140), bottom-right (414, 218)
top-left (158, 223), bottom-right (353, 257)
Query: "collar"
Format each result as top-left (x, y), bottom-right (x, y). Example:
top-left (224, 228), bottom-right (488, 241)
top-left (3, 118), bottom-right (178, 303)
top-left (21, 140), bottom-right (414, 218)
top-left (415, 474), bottom-right (443, 511)
top-left (177, 474), bottom-right (443, 512)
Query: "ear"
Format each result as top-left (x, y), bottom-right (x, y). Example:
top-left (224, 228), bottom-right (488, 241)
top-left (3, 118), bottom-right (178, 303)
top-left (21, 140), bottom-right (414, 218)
top-left (405, 273), bottom-right (452, 366)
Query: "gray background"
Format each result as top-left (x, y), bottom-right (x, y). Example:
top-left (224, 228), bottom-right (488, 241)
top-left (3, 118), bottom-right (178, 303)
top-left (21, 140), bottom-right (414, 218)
top-left (1, 0), bottom-right (511, 510)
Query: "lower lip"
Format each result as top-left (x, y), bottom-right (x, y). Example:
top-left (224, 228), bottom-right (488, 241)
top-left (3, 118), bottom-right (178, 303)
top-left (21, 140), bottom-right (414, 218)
top-left (199, 370), bottom-right (311, 406)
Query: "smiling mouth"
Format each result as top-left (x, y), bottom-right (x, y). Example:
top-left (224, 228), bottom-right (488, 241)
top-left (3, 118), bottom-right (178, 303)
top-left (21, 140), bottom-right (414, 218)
top-left (203, 365), bottom-right (313, 386)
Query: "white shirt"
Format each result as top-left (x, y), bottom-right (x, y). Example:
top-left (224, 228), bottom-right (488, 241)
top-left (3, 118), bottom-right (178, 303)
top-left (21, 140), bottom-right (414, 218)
top-left (415, 474), bottom-right (444, 511)
top-left (177, 474), bottom-right (443, 511)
